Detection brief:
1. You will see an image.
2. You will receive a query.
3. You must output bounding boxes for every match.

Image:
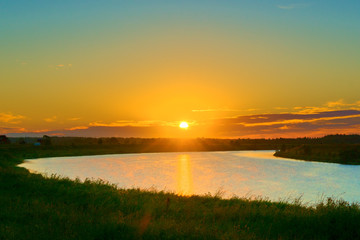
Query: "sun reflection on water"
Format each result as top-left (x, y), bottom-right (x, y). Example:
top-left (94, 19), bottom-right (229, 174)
top-left (176, 154), bottom-right (193, 196)
top-left (19, 151), bottom-right (360, 203)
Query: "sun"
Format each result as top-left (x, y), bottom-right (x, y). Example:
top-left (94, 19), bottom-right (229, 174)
top-left (179, 121), bottom-right (189, 129)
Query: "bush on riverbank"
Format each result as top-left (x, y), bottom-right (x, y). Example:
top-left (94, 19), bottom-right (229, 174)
top-left (274, 144), bottom-right (360, 165)
top-left (1, 145), bottom-right (360, 239)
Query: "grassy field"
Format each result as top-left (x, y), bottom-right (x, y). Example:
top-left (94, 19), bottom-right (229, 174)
top-left (1, 144), bottom-right (360, 239)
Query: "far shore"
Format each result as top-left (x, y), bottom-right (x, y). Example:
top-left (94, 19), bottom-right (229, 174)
top-left (2, 134), bottom-right (359, 165)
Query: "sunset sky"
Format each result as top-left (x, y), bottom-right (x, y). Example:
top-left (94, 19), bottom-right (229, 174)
top-left (1, 0), bottom-right (360, 138)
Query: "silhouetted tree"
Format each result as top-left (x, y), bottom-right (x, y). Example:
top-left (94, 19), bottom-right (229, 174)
top-left (339, 149), bottom-right (360, 164)
top-left (303, 145), bottom-right (312, 155)
top-left (17, 138), bottom-right (26, 144)
top-left (109, 137), bottom-right (118, 144)
top-left (42, 135), bottom-right (52, 145)
top-left (0, 135), bottom-right (10, 144)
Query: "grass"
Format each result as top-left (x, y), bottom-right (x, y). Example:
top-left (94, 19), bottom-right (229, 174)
top-left (1, 144), bottom-right (360, 239)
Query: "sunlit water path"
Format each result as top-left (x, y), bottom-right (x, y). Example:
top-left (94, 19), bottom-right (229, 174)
top-left (19, 151), bottom-right (360, 204)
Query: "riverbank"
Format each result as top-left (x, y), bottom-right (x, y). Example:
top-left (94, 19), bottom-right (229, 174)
top-left (1, 145), bottom-right (360, 239)
top-left (7, 135), bottom-right (360, 165)
top-left (274, 144), bottom-right (360, 165)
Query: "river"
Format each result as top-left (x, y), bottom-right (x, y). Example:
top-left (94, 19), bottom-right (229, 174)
top-left (19, 150), bottom-right (360, 204)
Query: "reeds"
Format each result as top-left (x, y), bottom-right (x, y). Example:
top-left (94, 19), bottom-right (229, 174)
top-left (1, 145), bottom-right (360, 239)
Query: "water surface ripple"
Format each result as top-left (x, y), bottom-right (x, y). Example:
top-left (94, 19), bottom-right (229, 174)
top-left (19, 151), bottom-right (360, 203)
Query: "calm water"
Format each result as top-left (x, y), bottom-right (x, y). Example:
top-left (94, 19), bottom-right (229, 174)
top-left (19, 151), bottom-right (360, 204)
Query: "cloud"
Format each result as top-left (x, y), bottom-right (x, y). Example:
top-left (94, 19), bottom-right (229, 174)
top-left (292, 99), bottom-right (360, 114)
top-left (7, 126), bottom-right (166, 138)
top-left (278, 3), bottom-right (311, 10)
top-left (239, 111), bottom-right (360, 127)
top-left (0, 112), bottom-right (25, 124)
top-left (325, 99), bottom-right (360, 109)
top-left (210, 110), bottom-right (360, 138)
top-left (89, 120), bottom-right (152, 127)
top-left (88, 120), bottom-right (181, 127)
top-left (326, 99), bottom-right (346, 108)
top-left (68, 117), bottom-right (81, 121)
top-left (32, 129), bottom-right (50, 133)
top-left (44, 116), bottom-right (57, 122)
top-left (0, 127), bottom-right (26, 134)
top-left (54, 63), bottom-right (72, 70)
top-left (293, 106), bottom-right (330, 114)
top-left (279, 125), bottom-right (290, 130)
top-left (250, 116), bottom-right (268, 120)
top-left (7, 109), bottom-right (359, 139)
top-left (65, 126), bottom-right (89, 131)
top-left (192, 108), bottom-right (238, 112)
top-left (246, 108), bottom-right (262, 112)
top-left (4, 100), bottom-right (360, 138)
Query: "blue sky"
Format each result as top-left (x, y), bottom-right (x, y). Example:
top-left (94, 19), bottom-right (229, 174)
top-left (1, 0), bottom-right (360, 137)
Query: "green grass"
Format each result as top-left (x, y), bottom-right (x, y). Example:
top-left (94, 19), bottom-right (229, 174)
top-left (1, 145), bottom-right (360, 239)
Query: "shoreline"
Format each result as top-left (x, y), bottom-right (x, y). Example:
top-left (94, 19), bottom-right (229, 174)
top-left (274, 145), bottom-right (360, 165)
top-left (1, 144), bottom-right (360, 239)
top-left (15, 147), bottom-right (360, 205)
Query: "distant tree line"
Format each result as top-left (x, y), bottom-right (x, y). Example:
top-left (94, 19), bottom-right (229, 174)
top-left (4, 134), bottom-right (360, 151)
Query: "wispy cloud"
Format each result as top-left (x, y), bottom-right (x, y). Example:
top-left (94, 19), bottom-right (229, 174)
top-left (4, 100), bottom-right (360, 138)
top-left (246, 108), bottom-right (262, 112)
top-left (68, 117), bottom-right (81, 121)
top-left (44, 116), bottom-right (57, 123)
top-left (192, 108), bottom-right (238, 112)
top-left (0, 127), bottom-right (26, 134)
top-left (293, 99), bottom-right (360, 114)
top-left (209, 110), bottom-right (360, 138)
top-left (54, 63), bottom-right (72, 70)
top-left (7, 109), bottom-right (360, 138)
top-left (325, 99), bottom-right (360, 108)
top-left (279, 125), bottom-right (290, 130)
top-left (0, 112), bottom-right (25, 124)
top-left (239, 112), bottom-right (360, 127)
top-left (274, 107), bottom-right (288, 110)
top-left (88, 120), bottom-right (178, 127)
top-left (65, 126), bottom-right (88, 131)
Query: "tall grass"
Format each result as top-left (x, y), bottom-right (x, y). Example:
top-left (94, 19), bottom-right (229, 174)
top-left (1, 145), bottom-right (360, 239)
